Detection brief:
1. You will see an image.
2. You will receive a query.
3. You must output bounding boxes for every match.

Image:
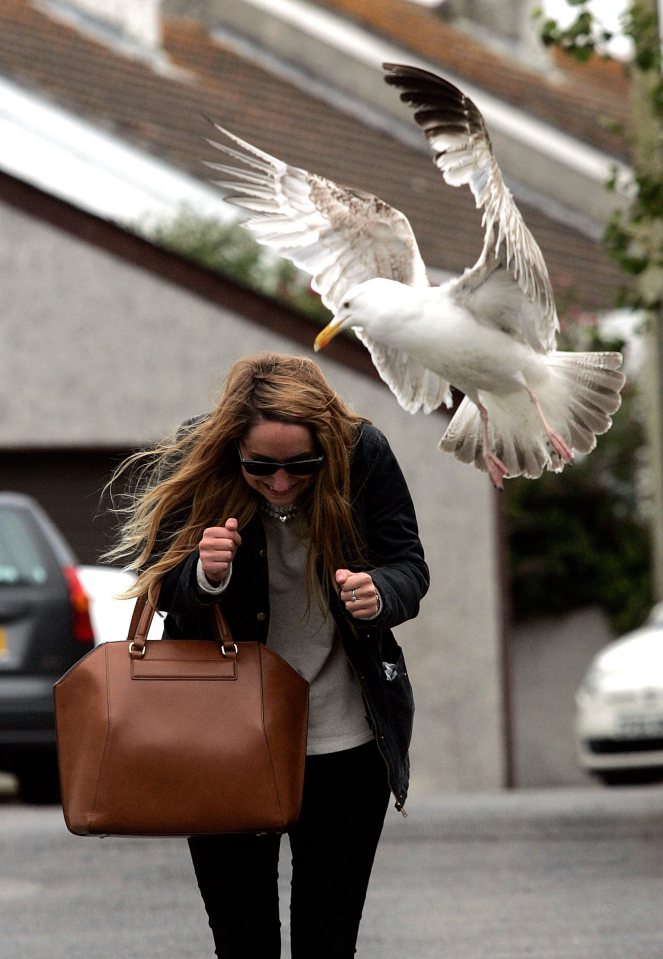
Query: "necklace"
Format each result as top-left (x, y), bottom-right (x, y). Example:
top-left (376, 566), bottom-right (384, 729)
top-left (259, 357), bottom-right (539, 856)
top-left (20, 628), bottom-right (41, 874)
top-left (259, 500), bottom-right (299, 524)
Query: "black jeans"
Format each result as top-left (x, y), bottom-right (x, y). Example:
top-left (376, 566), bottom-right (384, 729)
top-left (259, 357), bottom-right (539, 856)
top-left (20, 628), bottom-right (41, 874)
top-left (188, 740), bottom-right (391, 958)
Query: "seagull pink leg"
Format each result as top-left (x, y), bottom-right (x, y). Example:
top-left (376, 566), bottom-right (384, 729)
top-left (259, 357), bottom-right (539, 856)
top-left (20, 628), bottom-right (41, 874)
top-left (525, 387), bottom-right (574, 464)
top-left (477, 401), bottom-right (508, 490)
top-left (485, 452), bottom-right (509, 490)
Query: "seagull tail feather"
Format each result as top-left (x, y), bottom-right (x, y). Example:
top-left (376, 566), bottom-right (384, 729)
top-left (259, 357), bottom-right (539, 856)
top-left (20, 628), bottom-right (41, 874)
top-left (439, 351), bottom-right (625, 481)
top-left (542, 351), bottom-right (625, 453)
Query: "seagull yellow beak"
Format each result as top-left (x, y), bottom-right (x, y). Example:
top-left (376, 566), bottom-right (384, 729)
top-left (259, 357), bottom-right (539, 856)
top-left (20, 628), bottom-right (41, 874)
top-left (314, 316), bottom-right (345, 352)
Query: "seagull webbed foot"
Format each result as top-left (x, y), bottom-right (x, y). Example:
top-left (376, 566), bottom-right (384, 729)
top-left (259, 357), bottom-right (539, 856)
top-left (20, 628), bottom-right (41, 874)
top-left (484, 451), bottom-right (508, 491)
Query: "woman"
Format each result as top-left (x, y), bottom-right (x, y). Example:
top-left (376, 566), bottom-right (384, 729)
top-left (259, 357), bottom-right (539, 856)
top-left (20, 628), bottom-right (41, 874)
top-left (107, 352), bottom-right (428, 958)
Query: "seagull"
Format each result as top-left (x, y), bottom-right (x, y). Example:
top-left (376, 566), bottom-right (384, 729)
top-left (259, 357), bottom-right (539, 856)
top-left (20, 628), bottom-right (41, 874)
top-left (205, 63), bottom-right (625, 488)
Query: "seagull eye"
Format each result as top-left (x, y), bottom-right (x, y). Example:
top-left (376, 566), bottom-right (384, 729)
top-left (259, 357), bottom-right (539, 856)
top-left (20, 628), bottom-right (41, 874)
top-left (342, 300), bottom-right (350, 309)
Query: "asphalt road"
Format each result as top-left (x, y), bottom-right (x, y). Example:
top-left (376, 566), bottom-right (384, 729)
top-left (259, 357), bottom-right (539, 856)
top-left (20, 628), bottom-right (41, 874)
top-left (2, 785), bottom-right (663, 959)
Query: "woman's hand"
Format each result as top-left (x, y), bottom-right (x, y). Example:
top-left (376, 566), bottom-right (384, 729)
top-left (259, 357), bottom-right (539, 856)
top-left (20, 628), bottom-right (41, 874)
top-left (199, 518), bottom-right (242, 586)
top-left (336, 569), bottom-right (380, 620)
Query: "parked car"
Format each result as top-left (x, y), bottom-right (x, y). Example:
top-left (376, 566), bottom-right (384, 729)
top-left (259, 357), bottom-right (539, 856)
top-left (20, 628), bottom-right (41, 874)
top-left (0, 492), bottom-right (95, 802)
top-left (575, 602), bottom-right (663, 785)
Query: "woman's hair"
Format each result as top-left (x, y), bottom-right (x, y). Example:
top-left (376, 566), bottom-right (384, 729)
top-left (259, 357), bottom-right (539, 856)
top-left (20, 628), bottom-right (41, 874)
top-left (104, 352), bottom-right (368, 605)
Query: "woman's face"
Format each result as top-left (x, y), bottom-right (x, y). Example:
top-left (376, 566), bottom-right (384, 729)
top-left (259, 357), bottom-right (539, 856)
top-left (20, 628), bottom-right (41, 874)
top-left (238, 420), bottom-right (318, 506)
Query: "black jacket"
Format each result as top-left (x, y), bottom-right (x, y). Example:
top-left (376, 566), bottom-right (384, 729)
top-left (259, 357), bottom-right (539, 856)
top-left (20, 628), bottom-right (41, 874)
top-left (158, 423), bottom-right (429, 810)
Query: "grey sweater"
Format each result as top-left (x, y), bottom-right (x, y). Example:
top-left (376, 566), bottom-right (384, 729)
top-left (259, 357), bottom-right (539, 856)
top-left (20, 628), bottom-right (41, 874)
top-left (261, 513), bottom-right (373, 755)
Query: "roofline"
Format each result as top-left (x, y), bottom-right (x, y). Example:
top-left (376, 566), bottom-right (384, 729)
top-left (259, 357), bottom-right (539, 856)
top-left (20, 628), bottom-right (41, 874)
top-left (0, 75), bottom-right (230, 228)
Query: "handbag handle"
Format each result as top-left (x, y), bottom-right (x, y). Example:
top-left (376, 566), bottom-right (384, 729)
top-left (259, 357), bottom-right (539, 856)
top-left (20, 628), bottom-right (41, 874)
top-left (127, 583), bottom-right (236, 659)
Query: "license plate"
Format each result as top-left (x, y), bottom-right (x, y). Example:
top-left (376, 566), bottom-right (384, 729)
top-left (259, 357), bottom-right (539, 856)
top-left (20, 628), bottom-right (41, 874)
top-left (617, 715), bottom-right (663, 738)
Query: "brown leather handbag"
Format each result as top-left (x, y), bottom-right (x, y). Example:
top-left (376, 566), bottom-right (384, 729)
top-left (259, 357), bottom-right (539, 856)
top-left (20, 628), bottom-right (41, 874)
top-left (54, 587), bottom-right (309, 837)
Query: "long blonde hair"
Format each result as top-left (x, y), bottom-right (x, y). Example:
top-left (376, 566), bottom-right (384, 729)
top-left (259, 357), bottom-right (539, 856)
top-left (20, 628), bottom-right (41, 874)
top-left (104, 353), bottom-right (368, 605)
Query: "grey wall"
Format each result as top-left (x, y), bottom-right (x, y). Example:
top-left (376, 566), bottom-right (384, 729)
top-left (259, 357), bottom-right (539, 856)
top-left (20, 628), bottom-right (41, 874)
top-left (511, 608), bottom-right (613, 788)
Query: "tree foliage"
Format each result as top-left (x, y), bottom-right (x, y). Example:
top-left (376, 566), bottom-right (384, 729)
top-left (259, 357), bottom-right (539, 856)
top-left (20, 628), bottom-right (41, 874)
top-left (538, 1), bottom-right (615, 62)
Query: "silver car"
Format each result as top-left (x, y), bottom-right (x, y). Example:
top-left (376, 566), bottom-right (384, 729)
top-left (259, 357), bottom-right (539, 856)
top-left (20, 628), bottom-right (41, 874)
top-left (575, 602), bottom-right (663, 785)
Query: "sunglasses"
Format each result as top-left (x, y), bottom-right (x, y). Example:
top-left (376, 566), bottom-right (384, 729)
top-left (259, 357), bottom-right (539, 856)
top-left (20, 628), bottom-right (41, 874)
top-left (236, 445), bottom-right (324, 477)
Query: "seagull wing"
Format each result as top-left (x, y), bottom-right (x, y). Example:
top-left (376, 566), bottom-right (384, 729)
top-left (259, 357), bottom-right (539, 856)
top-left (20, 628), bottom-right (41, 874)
top-left (384, 63), bottom-right (558, 353)
top-left (206, 125), bottom-right (428, 313)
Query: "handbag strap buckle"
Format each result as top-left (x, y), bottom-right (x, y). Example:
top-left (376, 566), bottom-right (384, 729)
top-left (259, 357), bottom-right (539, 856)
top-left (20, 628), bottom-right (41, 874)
top-left (127, 586), bottom-right (235, 661)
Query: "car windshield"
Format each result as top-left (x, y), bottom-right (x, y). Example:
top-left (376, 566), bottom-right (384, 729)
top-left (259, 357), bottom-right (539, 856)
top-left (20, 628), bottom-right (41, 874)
top-left (0, 507), bottom-right (52, 585)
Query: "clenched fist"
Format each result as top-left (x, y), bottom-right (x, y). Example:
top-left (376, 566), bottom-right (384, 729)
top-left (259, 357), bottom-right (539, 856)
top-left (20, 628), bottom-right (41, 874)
top-left (336, 568), bottom-right (380, 620)
top-left (199, 518), bottom-right (242, 586)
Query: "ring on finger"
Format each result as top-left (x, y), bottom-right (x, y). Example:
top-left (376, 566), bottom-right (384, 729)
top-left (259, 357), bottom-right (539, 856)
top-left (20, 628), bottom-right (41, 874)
top-left (351, 588), bottom-right (357, 602)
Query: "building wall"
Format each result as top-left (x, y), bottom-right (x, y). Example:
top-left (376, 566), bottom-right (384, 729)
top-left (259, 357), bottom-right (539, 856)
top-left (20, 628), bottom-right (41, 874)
top-left (0, 198), bottom-right (506, 794)
top-left (511, 608), bottom-right (613, 788)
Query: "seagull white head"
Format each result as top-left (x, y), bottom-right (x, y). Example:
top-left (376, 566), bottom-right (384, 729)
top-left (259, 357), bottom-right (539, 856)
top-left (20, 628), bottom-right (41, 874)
top-left (314, 278), bottom-right (407, 352)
